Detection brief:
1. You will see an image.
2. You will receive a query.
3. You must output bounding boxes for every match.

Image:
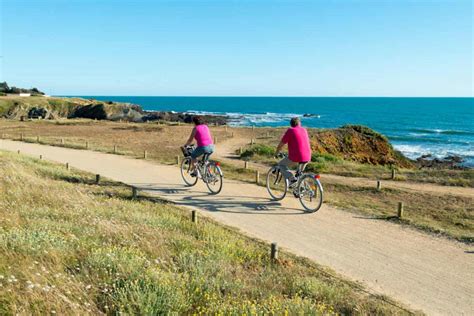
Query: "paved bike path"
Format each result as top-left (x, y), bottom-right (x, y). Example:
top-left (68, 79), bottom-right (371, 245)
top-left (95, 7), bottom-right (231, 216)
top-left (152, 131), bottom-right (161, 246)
top-left (1, 140), bottom-right (473, 315)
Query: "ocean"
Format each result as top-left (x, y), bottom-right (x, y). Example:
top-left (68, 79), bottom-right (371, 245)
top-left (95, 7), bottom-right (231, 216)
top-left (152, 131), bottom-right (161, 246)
top-left (73, 96), bottom-right (474, 166)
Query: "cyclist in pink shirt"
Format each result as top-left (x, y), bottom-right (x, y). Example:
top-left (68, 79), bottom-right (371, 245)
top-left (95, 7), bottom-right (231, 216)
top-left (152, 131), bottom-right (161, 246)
top-left (275, 117), bottom-right (312, 186)
top-left (183, 116), bottom-right (214, 176)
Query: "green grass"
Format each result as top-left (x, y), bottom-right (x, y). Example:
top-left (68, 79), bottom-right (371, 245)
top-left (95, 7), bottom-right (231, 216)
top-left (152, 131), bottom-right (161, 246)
top-left (0, 151), bottom-right (412, 315)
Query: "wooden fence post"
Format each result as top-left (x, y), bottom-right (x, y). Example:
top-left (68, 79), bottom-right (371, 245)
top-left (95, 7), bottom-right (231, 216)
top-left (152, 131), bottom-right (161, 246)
top-left (244, 161), bottom-right (249, 169)
top-left (113, 145), bottom-right (117, 153)
top-left (85, 141), bottom-right (89, 149)
top-left (132, 187), bottom-right (138, 199)
top-left (255, 170), bottom-right (260, 184)
top-left (397, 202), bottom-right (404, 218)
top-left (271, 242), bottom-right (278, 261)
top-left (66, 163), bottom-right (70, 170)
top-left (176, 155), bottom-right (181, 165)
top-left (39, 155), bottom-right (42, 160)
top-left (390, 164), bottom-right (395, 180)
top-left (20, 133), bottom-right (24, 141)
top-left (95, 174), bottom-right (100, 184)
top-left (143, 150), bottom-right (148, 159)
top-left (17, 150), bottom-right (20, 154)
top-left (376, 180), bottom-right (382, 191)
top-left (239, 147), bottom-right (243, 155)
top-left (191, 210), bottom-right (197, 223)
top-left (60, 138), bottom-right (64, 145)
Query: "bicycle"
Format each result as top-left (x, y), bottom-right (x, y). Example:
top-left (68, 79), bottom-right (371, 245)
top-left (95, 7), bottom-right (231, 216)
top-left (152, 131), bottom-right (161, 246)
top-left (180, 145), bottom-right (223, 194)
top-left (266, 153), bottom-right (323, 212)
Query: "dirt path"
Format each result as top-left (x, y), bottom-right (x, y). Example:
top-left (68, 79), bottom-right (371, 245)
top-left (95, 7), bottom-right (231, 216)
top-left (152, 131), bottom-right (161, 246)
top-left (215, 135), bottom-right (474, 198)
top-left (1, 140), bottom-right (473, 315)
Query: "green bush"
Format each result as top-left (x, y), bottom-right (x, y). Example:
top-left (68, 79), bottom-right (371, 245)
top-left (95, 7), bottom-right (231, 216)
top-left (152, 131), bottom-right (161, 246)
top-left (311, 153), bottom-right (341, 163)
top-left (241, 144), bottom-right (275, 159)
top-left (307, 154), bottom-right (342, 173)
top-left (342, 125), bottom-right (387, 141)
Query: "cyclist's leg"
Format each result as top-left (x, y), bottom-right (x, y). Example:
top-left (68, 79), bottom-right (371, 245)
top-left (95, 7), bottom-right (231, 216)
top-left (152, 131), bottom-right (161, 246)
top-left (298, 162), bottom-right (308, 174)
top-left (203, 144), bottom-right (215, 158)
top-left (190, 147), bottom-right (205, 172)
top-left (278, 157), bottom-right (296, 181)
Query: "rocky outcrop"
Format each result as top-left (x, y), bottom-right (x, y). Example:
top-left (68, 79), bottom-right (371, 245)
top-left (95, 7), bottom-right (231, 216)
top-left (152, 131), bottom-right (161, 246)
top-left (0, 96), bottom-right (228, 125)
top-left (311, 125), bottom-right (413, 167)
top-left (28, 107), bottom-right (51, 119)
top-left (416, 154), bottom-right (466, 170)
top-left (142, 111), bottom-right (227, 125)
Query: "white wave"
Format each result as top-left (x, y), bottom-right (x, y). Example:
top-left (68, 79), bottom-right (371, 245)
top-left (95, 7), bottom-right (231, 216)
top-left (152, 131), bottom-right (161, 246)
top-left (394, 144), bottom-right (474, 161)
top-left (185, 110), bottom-right (305, 126)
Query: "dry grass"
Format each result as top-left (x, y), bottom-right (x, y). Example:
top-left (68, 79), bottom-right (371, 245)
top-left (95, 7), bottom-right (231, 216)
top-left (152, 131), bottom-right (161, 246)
top-left (0, 151), bottom-right (412, 314)
top-left (324, 184), bottom-right (474, 242)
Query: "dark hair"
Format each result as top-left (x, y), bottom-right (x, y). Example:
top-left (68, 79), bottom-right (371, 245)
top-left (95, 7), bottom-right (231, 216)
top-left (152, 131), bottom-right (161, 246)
top-left (192, 116), bottom-right (204, 125)
top-left (290, 117), bottom-right (300, 127)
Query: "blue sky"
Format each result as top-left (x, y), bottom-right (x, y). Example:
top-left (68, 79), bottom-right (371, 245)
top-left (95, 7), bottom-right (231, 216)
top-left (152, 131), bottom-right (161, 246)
top-left (1, 0), bottom-right (472, 96)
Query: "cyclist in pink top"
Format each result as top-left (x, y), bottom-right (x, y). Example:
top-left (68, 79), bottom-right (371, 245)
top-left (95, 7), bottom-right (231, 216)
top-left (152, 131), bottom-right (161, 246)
top-left (275, 117), bottom-right (312, 186)
top-left (183, 116), bottom-right (214, 176)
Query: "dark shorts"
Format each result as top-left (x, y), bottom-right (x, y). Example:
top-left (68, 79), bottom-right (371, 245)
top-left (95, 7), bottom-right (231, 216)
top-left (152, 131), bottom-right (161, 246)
top-left (191, 145), bottom-right (215, 159)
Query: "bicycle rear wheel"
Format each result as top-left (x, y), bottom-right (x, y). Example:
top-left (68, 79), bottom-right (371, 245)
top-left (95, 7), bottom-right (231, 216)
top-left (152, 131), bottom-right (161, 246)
top-left (297, 174), bottom-right (323, 212)
top-left (205, 163), bottom-right (223, 194)
top-left (266, 166), bottom-right (288, 201)
top-left (180, 157), bottom-right (198, 186)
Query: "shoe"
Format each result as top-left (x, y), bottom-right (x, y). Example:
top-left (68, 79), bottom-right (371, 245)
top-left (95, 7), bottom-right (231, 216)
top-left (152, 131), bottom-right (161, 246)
top-left (190, 171), bottom-right (197, 177)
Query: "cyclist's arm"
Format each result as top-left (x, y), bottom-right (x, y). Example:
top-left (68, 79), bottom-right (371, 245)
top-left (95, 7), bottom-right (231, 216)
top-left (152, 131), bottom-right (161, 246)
top-left (275, 140), bottom-right (285, 156)
top-left (184, 128), bottom-right (196, 146)
top-left (275, 130), bottom-right (290, 156)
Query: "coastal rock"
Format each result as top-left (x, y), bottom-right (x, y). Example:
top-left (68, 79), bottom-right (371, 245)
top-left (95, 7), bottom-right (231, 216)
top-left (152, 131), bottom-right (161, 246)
top-left (311, 125), bottom-right (413, 167)
top-left (28, 107), bottom-right (50, 119)
top-left (416, 154), bottom-right (465, 169)
top-left (142, 111), bottom-right (227, 125)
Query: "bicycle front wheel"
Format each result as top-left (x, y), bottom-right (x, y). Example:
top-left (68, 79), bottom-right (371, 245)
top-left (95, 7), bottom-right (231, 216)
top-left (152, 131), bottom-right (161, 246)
top-left (205, 163), bottom-right (223, 194)
top-left (298, 174), bottom-right (323, 213)
top-left (180, 157), bottom-right (198, 186)
top-left (266, 166), bottom-right (288, 201)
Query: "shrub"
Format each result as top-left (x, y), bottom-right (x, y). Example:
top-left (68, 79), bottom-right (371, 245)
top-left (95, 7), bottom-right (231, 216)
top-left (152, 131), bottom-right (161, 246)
top-left (241, 144), bottom-right (275, 159)
top-left (342, 125), bottom-right (387, 141)
top-left (311, 153), bottom-right (341, 163)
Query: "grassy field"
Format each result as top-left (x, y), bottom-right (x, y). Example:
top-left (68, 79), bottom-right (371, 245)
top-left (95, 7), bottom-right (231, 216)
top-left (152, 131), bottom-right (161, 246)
top-left (0, 151), bottom-right (413, 314)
